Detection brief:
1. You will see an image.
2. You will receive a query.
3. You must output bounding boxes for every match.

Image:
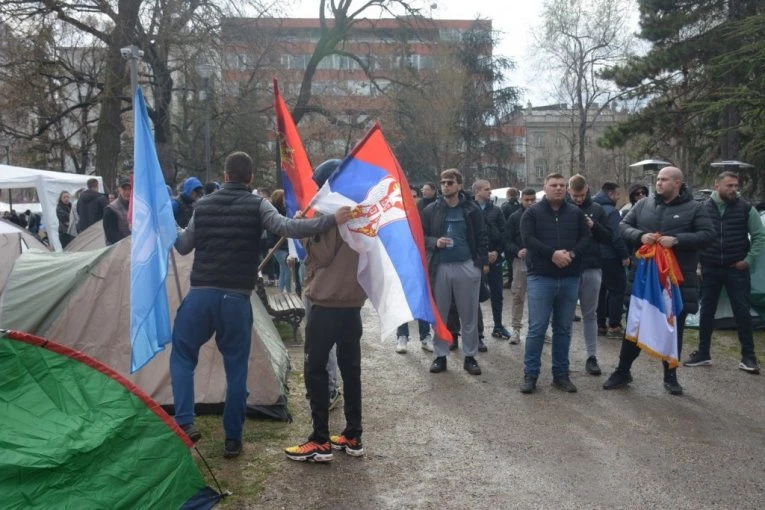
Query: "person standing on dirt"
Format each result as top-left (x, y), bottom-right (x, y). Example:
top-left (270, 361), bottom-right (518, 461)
top-left (519, 173), bottom-right (591, 394)
top-left (284, 159), bottom-right (368, 463)
top-left (421, 168), bottom-right (489, 376)
top-left (683, 171), bottom-right (764, 374)
top-left (504, 188), bottom-right (536, 343)
top-left (171, 152), bottom-right (351, 459)
top-left (603, 166), bottom-right (714, 395)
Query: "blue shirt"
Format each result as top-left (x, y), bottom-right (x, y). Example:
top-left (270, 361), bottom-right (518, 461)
top-left (440, 204), bottom-right (472, 263)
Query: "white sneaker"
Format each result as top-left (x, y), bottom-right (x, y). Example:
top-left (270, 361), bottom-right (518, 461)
top-left (510, 329), bottom-right (521, 345)
top-left (395, 336), bottom-right (408, 354)
top-left (420, 334), bottom-right (434, 352)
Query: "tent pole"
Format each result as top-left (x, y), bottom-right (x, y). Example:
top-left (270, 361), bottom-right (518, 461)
top-left (170, 251), bottom-right (183, 302)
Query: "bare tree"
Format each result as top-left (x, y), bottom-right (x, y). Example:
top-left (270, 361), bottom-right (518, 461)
top-left (535, 0), bottom-right (635, 174)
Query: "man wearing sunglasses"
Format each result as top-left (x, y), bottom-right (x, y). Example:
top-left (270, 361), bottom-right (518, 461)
top-left (421, 169), bottom-right (489, 376)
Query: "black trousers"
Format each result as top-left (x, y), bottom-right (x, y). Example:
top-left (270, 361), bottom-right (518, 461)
top-left (698, 265), bottom-right (755, 359)
top-left (597, 258), bottom-right (627, 328)
top-left (487, 259), bottom-right (505, 327)
top-left (617, 310), bottom-right (688, 378)
top-left (304, 305), bottom-right (362, 443)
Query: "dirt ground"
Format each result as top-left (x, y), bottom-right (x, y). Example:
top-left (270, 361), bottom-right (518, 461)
top-left (228, 299), bottom-right (765, 509)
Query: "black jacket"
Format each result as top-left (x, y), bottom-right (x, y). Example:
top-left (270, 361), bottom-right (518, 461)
top-left (76, 189), bottom-right (107, 232)
top-left (501, 199), bottom-right (521, 221)
top-left (520, 197), bottom-right (591, 278)
top-left (700, 197), bottom-right (751, 268)
top-left (191, 183), bottom-right (264, 290)
top-left (173, 193), bottom-right (195, 229)
top-left (478, 200), bottom-right (505, 255)
top-left (592, 190), bottom-right (629, 260)
top-left (620, 184), bottom-right (714, 314)
top-left (504, 206), bottom-right (527, 259)
top-left (56, 202), bottom-right (71, 234)
top-left (417, 196), bottom-right (437, 215)
top-left (422, 192), bottom-right (489, 278)
top-left (568, 194), bottom-right (611, 269)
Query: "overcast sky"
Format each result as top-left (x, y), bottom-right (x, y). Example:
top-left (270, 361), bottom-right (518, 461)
top-left (285, 1), bottom-right (641, 106)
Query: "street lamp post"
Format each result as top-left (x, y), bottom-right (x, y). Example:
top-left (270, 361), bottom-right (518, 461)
top-left (195, 60), bottom-right (214, 184)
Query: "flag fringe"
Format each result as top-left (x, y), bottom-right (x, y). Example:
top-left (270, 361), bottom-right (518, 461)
top-left (624, 333), bottom-right (679, 368)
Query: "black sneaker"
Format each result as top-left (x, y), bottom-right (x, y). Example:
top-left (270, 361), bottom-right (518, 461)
top-left (663, 375), bottom-right (683, 396)
top-left (430, 356), bottom-right (447, 373)
top-left (478, 338), bottom-right (488, 353)
top-left (223, 439), bottom-right (243, 458)
top-left (180, 423), bottom-right (201, 443)
top-left (492, 326), bottom-right (511, 340)
top-left (520, 375), bottom-right (537, 394)
top-left (603, 370), bottom-right (633, 390)
top-left (573, 314), bottom-right (582, 322)
top-left (463, 356), bottom-right (482, 375)
top-left (585, 356), bottom-right (602, 376)
top-left (683, 350), bottom-right (712, 367)
top-left (739, 357), bottom-right (760, 375)
top-left (597, 326), bottom-right (608, 336)
top-left (552, 374), bottom-right (578, 393)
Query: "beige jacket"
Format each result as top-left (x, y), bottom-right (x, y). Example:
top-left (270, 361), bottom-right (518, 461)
top-left (303, 226), bottom-right (366, 308)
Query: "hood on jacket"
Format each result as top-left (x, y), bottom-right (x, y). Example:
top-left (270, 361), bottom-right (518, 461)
top-left (181, 177), bottom-right (204, 199)
top-left (627, 183), bottom-right (649, 205)
top-left (592, 190), bottom-right (616, 208)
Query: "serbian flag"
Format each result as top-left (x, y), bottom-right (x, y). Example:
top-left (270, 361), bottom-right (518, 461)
top-left (274, 78), bottom-right (316, 260)
top-left (310, 123), bottom-right (451, 342)
top-left (625, 243), bottom-right (685, 368)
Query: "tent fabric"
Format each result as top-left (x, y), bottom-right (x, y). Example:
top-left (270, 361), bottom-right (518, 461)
top-left (0, 238), bottom-right (292, 420)
top-left (0, 330), bottom-right (219, 510)
top-left (0, 165), bottom-right (103, 251)
top-left (64, 218), bottom-right (106, 252)
top-left (0, 219), bottom-right (49, 293)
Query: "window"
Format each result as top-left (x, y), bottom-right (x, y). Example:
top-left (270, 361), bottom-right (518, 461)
top-left (534, 134), bottom-right (544, 149)
top-left (535, 159), bottom-right (547, 179)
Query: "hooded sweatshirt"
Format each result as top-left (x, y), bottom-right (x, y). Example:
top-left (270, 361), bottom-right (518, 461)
top-left (173, 176), bottom-right (203, 228)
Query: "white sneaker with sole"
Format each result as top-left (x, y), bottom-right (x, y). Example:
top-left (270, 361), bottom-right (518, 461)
top-left (395, 335), bottom-right (408, 354)
top-left (510, 329), bottom-right (521, 345)
top-left (420, 334), bottom-right (434, 352)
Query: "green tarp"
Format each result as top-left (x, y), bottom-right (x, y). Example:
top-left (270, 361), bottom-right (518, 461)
top-left (0, 331), bottom-right (218, 509)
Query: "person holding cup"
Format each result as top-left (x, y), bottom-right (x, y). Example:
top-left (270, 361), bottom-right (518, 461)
top-left (421, 169), bottom-right (489, 376)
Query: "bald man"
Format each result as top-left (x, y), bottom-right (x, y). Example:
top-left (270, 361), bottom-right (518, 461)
top-left (603, 167), bottom-right (713, 395)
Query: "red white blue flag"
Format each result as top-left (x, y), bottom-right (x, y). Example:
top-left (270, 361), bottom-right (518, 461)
top-left (625, 243), bottom-right (685, 367)
top-left (310, 123), bottom-right (451, 342)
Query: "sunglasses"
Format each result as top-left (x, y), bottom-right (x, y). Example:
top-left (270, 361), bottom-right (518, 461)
top-left (440, 180), bottom-right (456, 186)
top-left (634, 191), bottom-right (646, 197)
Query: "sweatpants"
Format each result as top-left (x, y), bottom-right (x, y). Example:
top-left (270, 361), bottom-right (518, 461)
top-left (578, 268), bottom-right (602, 358)
top-left (433, 260), bottom-right (481, 358)
top-left (304, 305), bottom-right (363, 443)
top-left (510, 257), bottom-right (528, 331)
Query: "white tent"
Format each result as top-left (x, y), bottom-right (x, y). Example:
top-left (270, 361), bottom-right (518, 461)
top-left (0, 165), bottom-right (103, 251)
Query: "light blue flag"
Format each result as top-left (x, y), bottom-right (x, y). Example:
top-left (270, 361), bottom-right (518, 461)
top-left (130, 88), bottom-right (178, 373)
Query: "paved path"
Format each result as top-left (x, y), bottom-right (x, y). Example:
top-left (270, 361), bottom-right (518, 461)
top-left (256, 301), bottom-right (765, 509)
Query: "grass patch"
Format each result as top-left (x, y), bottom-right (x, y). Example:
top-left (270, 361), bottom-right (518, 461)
top-left (685, 327), bottom-right (765, 360)
top-left (190, 313), bottom-right (307, 506)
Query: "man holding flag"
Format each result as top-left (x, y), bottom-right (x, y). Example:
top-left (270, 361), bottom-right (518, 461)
top-left (171, 151), bottom-right (352, 458)
top-left (603, 166), bottom-right (713, 395)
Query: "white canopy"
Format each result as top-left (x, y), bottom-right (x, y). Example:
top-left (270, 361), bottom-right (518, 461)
top-left (0, 165), bottom-right (103, 251)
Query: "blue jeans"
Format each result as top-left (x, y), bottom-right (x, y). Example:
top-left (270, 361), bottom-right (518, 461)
top-left (274, 249), bottom-right (292, 293)
top-left (524, 275), bottom-right (580, 377)
top-left (170, 288), bottom-right (253, 441)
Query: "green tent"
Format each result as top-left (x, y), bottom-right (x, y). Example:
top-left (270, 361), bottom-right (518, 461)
top-left (0, 330), bottom-right (219, 509)
top-left (0, 239), bottom-right (291, 421)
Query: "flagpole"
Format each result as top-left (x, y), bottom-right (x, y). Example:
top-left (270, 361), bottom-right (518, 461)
top-left (123, 45), bottom-right (183, 303)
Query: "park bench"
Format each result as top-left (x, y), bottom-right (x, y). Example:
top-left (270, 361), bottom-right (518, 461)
top-left (255, 278), bottom-right (305, 341)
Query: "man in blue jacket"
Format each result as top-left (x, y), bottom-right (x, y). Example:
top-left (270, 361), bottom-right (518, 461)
top-left (592, 182), bottom-right (631, 338)
top-left (519, 173), bottom-right (591, 394)
top-left (172, 176), bottom-right (204, 228)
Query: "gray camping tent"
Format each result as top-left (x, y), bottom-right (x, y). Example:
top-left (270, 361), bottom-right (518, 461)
top-left (0, 219), bottom-right (49, 293)
top-left (0, 238), bottom-right (291, 420)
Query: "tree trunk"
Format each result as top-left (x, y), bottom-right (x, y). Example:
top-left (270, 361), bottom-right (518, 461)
top-left (93, 1), bottom-right (140, 191)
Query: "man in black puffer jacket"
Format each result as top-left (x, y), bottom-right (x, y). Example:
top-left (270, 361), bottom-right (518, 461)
top-left (519, 173), bottom-right (591, 394)
top-left (603, 166), bottom-right (714, 395)
top-left (171, 152), bottom-right (353, 458)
